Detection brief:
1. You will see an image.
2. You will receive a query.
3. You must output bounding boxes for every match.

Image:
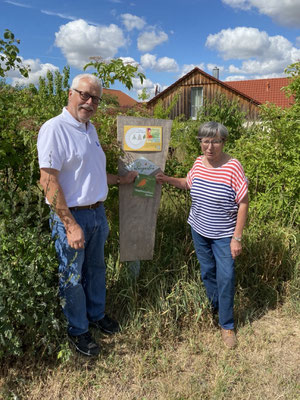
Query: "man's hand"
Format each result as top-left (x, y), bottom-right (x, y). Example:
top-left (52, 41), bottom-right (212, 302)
top-left (66, 222), bottom-right (85, 249)
top-left (121, 171), bottom-right (138, 184)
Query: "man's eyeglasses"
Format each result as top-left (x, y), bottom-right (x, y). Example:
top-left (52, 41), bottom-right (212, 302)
top-left (199, 138), bottom-right (224, 145)
top-left (73, 88), bottom-right (101, 105)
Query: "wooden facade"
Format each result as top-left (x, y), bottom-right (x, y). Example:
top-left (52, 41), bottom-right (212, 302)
top-left (147, 67), bottom-right (261, 120)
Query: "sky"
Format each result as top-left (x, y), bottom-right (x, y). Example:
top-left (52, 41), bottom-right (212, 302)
top-left (1, 0), bottom-right (300, 100)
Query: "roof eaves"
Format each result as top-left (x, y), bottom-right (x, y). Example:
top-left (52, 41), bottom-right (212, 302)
top-left (147, 67), bottom-right (261, 106)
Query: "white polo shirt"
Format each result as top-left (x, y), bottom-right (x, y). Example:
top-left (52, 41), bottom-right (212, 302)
top-left (37, 107), bottom-right (108, 207)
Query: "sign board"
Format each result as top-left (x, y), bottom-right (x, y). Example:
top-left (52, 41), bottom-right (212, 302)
top-left (124, 125), bottom-right (162, 152)
top-left (117, 116), bottom-right (172, 262)
top-left (133, 174), bottom-right (156, 198)
top-left (126, 157), bottom-right (160, 175)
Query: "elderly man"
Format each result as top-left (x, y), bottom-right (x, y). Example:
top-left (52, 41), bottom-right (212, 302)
top-left (38, 73), bottom-right (137, 356)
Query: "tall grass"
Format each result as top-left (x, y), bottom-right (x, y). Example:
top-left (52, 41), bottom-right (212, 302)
top-left (104, 186), bottom-right (299, 348)
top-left (105, 190), bottom-right (211, 345)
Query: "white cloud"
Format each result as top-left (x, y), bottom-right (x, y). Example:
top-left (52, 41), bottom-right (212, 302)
top-left (140, 53), bottom-right (157, 69)
top-left (132, 76), bottom-right (156, 98)
top-left (120, 56), bottom-right (144, 73)
top-left (228, 65), bottom-right (244, 73)
top-left (132, 77), bottom-right (154, 90)
top-left (156, 57), bottom-right (179, 72)
top-left (228, 58), bottom-right (290, 75)
top-left (5, 1), bottom-right (32, 8)
top-left (206, 27), bottom-right (271, 60)
top-left (225, 75), bottom-right (248, 81)
top-left (222, 0), bottom-right (252, 10)
top-left (55, 19), bottom-right (127, 69)
top-left (140, 53), bottom-right (178, 72)
top-left (206, 27), bottom-right (300, 77)
top-left (121, 13), bottom-right (146, 31)
top-left (8, 58), bottom-right (59, 86)
top-left (227, 43), bottom-right (300, 76)
top-left (251, 72), bottom-right (288, 79)
top-left (120, 56), bottom-right (140, 68)
top-left (291, 46), bottom-right (300, 62)
top-left (41, 10), bottom-right (76, 21)
top-left (296, 36), bottom-right (300, 47)
top-left (137, 30), bottom-right (168, 52)
top-left (222, 0), bottom-right (300, 27)
top-left (179, 63), bottom-right (206, 77)
top-left (226, 71), bottom-right (288, 80)
top-left (131, 76), bottom-right (169, 99)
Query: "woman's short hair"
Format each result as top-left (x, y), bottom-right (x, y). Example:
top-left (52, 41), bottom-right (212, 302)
top-left (71, 74), bottom-right (103, 96)
top-left (198, 121), bottom-right (228, 141)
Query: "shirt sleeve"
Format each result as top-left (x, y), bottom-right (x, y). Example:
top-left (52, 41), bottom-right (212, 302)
top-left (233, 160), bottom-right (248, 203)
top-left (186, 157), bottom-right (200, 189)
top-left (37, 121), bottom-right (65, 171)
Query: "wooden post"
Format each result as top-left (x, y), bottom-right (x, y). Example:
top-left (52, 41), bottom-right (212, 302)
top-left (117, 116), bottom-right (172, 262)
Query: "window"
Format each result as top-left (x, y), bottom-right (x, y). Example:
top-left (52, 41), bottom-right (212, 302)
top-left (191, 87), bottom-right (203, 119)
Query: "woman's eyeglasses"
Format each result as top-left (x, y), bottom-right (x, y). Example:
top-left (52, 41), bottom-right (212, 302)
top-left (199, 138), bottom-right (224, 145)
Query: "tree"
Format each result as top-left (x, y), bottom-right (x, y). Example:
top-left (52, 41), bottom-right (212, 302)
top-left (230, 62), bottom-right (300, 226)
top-left (138, 88), bottom-right (150, 101)
top-left (283, 61), bottom-right (300, 104)
top-left (0, 29), bottom-right (30, 78)
top-left (84, 57), bottom-right (145, 90)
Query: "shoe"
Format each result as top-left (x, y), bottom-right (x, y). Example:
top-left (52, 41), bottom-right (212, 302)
top-left (90, 314), bottom-right (120, 334)
top-left (68, 331), bottom-right (100, 356)
top-left (221, 329), bottom-right (237, 349)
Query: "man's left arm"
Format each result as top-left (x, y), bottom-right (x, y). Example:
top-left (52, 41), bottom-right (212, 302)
top-left (107, 171), bottom-right (138, 185)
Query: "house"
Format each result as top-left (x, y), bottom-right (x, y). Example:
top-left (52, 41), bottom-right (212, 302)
top-left (226, 77), bottom-right (292, 109)
top-left (102, 88), bottom-right (138, 108)
top-left (147, 67), bottom-right (261, 120)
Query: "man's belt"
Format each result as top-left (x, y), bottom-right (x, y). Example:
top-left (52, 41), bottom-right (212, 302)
top-left (69, 201), bottom-right (103, 211)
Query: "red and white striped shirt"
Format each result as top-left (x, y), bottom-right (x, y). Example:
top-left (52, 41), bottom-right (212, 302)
top-left (186, 156), bottom-right (248, 238)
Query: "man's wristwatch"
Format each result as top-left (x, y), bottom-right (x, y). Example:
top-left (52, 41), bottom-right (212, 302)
top-left (233, 236), bottom-right (242, 242)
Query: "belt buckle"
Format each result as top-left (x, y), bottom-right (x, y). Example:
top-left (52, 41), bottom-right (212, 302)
top-left (90, 201), bottom-right (99, 209)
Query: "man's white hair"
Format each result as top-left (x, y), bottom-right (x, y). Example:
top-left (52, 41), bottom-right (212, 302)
top-left (71, 74), bottom-right (102, 96)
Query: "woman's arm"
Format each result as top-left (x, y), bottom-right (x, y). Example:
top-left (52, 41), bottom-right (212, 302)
top-left (156, 172), bottom-right (189, 190)
top-left (230, 193), bottom-right (249, 259)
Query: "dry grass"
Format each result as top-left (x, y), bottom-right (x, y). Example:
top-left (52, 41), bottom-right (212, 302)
top-left (1, 306), bottom-right (299, 400)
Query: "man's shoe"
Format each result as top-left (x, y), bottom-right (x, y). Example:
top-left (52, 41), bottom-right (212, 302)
top-left (68, 331), bottom-right (100, 356)
top-left (90, 314), bottom-right (120, 334)
top-left (221, 329), bottom-right (237, 349)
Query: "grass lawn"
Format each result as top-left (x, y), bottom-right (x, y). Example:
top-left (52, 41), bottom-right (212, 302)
top-left (1, 305), bottom-right (299, 400)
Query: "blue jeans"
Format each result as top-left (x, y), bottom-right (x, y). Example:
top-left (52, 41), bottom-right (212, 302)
top-left (191, 227), bottom-right (235, 330)
top-left (50, 204), bottom-right (109, 336)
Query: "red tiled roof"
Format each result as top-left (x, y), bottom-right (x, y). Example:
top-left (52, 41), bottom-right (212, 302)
top-left (226, 78), bottom-right (293, 108)
top-left (102, 88), bottom-right (137, 107)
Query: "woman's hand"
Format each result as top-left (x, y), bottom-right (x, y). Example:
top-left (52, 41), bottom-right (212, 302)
top-left (155, 172), bottom-right (168, 184)
top-left (230, 238), bottom-right (242, 259)
top-left (156, 172), bottom-right (188, 190)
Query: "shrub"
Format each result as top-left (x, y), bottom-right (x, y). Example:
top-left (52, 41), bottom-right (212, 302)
top-left (0, 178), bottom-right (64, 358)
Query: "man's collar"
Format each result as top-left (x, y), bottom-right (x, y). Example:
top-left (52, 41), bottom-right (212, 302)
top-left (62, 107), bottom-right (90, 130)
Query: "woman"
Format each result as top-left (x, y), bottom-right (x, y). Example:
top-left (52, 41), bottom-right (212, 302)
top-left (156, 121), bottom-right (248, 348)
